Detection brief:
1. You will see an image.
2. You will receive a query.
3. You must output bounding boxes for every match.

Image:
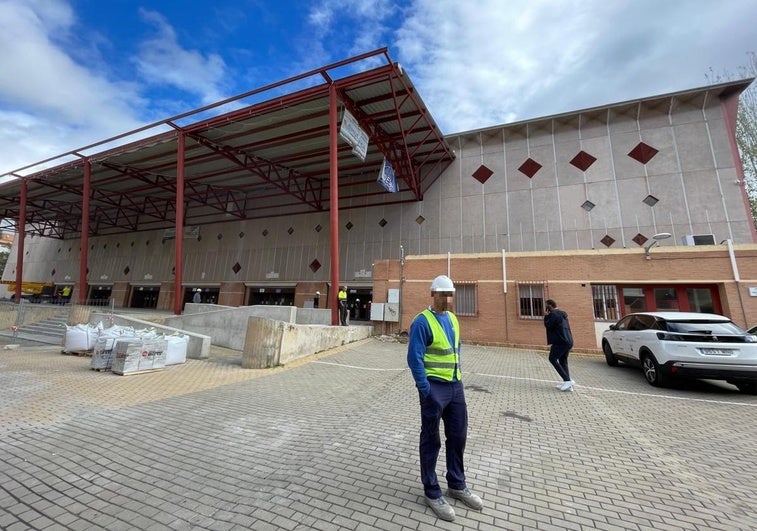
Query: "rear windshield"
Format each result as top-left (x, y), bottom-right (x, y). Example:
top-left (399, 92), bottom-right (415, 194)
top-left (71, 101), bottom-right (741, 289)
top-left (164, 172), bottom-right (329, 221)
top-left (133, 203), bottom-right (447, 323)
top-left (666, 320), bottom-right (745, 335)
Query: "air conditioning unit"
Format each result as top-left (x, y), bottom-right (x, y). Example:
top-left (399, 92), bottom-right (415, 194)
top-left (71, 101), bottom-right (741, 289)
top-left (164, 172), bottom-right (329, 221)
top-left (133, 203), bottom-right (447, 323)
top-left (681, 234), bottom-right (716, 246)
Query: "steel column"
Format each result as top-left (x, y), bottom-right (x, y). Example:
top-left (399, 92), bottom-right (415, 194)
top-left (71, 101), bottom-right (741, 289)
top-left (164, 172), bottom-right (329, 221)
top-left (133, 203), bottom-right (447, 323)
top-left (14, 180), bottom-right (27, 303)
top-left (329, 83), bottom-right (340, 325)
top-left (174, 131), bottom-right (186, 315)
top-left (79, 159), bottom-right (90, 304)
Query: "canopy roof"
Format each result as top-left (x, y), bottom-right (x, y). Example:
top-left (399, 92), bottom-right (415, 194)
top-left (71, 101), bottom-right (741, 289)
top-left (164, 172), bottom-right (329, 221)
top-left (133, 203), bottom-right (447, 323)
top-left (0, 49), bottom-right (455, 239)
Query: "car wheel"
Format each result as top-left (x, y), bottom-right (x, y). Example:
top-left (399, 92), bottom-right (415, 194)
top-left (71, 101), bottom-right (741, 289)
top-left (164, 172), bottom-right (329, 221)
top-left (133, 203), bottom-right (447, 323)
top-left (641, 353), bottom-right (667, 387)
top-left (602, 340), bottom-right (619, 367)
top-left (734, 381), bottom-right (757, 395)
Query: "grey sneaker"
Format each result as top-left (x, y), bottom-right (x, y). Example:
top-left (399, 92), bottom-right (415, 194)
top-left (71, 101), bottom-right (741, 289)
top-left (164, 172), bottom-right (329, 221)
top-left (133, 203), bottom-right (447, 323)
top-left (448, 487), bottom-right (484, 510)
top-left (425, 495), bottom-right (455, 521)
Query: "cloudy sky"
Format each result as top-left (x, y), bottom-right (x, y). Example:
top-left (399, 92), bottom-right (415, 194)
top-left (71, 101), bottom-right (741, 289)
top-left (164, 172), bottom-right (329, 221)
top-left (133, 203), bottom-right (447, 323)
top-left (0, 0), bottom-right (755, 176)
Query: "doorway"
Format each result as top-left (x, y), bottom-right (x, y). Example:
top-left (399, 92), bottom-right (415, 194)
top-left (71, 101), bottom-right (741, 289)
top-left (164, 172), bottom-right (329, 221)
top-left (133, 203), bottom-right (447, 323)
top-left (130, 286), bottom-right (160, 309)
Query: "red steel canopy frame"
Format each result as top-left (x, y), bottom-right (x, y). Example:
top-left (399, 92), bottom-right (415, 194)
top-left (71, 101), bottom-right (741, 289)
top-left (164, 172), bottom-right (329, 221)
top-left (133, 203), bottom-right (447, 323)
top-left (0, 48), bottom-right (455, 318)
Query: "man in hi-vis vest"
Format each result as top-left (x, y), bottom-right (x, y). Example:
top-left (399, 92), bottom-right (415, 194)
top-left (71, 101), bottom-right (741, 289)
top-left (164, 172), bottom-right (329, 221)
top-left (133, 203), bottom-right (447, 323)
top-left (406, 275), bottom-right (483, 522)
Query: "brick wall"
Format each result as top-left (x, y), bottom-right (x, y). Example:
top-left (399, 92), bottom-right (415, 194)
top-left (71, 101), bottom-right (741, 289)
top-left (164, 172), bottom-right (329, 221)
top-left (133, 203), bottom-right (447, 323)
top-left (373, 246), bottom-right (757, 351)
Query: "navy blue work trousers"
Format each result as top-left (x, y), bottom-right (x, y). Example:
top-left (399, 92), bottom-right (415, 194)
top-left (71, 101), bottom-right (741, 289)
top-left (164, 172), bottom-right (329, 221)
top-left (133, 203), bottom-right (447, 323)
top-left (418, 379), bottom-right (468, 499)
top-left (549, 343), bottom-right (572, 381)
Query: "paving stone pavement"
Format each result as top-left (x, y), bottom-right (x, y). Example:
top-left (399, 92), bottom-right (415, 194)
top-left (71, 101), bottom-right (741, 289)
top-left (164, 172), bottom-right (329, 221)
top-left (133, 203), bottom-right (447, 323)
top-left (1, 339), bottom-right (756, 531)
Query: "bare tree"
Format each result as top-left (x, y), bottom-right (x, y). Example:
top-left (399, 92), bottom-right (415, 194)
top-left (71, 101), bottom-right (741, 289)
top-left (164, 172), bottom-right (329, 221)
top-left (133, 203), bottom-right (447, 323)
top-left (709, 52), bottom-right (757, 228)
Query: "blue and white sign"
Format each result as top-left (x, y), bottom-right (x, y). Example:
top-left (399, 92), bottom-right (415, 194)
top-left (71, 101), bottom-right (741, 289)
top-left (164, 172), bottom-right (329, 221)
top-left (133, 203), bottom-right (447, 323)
top-left (339, 109), bottom-right (369, 161)
top-left (377, 157), bottom-right (399, 193)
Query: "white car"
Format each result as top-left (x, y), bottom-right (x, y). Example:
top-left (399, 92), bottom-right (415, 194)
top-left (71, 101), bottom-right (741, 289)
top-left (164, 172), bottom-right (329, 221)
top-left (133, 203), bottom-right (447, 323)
top-left (601, 312), bottom-right (757, 394)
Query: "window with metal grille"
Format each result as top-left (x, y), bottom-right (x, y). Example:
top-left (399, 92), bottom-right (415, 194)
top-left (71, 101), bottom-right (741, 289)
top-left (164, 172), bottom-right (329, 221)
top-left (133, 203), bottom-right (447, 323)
top-left (518, 282), bottom-right (545, 319)
top-left (592, 284), bottom-right (619, 321)
top-left (454, 282), bottom-right (477, 316)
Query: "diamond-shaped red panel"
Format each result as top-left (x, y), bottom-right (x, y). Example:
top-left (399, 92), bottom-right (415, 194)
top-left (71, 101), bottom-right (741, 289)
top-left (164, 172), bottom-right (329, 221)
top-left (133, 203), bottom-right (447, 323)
top-left (632, 233), bottom-right (648, 246)
top-left (570, 151), bottom-right (597, 171)
top-left (518, 158), bottom-right (542, 178)
top-left (472, 164), bottom-right (494, 184)
top-left (600, 235), bottom-right (616, 247)
top-left (628, 142), bottom-right (659, 164)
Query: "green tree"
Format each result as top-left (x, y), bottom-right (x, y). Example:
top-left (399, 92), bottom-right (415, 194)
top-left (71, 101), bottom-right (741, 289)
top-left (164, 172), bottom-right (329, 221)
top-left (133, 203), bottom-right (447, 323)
top-left (709, 52), bottom-right (757, 228)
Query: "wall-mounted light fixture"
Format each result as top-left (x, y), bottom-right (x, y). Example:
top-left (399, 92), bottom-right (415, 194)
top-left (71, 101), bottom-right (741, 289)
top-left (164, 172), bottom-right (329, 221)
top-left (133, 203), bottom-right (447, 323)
top-left (644, 232), bottom-right (672, 259)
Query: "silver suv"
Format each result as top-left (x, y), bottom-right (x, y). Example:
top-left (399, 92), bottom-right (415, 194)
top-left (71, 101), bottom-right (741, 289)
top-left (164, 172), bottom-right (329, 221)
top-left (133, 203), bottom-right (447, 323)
top-left (602, 312), bottom-right (757, 394)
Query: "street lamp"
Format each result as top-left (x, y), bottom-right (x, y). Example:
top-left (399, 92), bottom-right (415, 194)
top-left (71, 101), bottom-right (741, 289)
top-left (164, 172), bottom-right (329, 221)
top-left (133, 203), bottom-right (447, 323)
top-left (644, 232), bottom-right (672, 259)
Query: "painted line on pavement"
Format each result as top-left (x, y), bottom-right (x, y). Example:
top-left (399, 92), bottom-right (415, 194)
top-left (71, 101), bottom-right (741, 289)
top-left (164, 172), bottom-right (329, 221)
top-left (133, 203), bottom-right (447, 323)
top-left (313, 361), bottom-right (406, 372)
top-left (474, 372), bottom-right (757, 407)
top-left (311, 362), bottom-right (757, 407)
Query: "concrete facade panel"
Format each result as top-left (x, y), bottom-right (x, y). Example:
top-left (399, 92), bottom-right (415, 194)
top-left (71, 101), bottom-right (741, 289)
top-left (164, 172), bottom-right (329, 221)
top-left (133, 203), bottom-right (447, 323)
top-left (706, 117), bottom-right (737, 169)
top-left (638, 127), bottom-right (679, 175)
top-left (637, 102), bottom-right (671, 129)
top-left (675, 122), bottom-right (716, 172)
top-left (460, 154), bottom-right (489, 197)
top-left (461, 194), bottom-right (485, 253)
top-left (608, 106), bottom-right (639, 134)
top-left (483, 192), bottom-right (508, 247)
top-left (611, 130), bottom-right (648, 180)
top-left (554, 143), bottom-right (586, 187)
top-left (526, 121), bottom-right (553, 147)
top-left (670, 97), bottom-right (706, 125)
top-left (581, 136), bottom-right (614, 183)
top-left (481, 129), bottom-right (505, 155)
top-left (507, 189), bottom-right (535, 251)
top-left (615, 177), bottom-right (655, 228)
top-left (527, 145), bottom-right (555, 189)
top-left (504, 147), bottom-right (533, 191)
top-left (578, 111), bottom-right (609, 139)
top-left (480, 151), bottom-right (506, 193)
top-left (440, 155), bottom-right (462, 199)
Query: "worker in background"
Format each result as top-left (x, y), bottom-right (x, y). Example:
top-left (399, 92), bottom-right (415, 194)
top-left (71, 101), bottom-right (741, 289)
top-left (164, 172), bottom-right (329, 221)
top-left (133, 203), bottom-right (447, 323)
top-left (338, 285), bottom-right (348, 325)
top-left (193, 289), bottom-right (202, 304)
top-left (61, 285), bottom-right (72, 305)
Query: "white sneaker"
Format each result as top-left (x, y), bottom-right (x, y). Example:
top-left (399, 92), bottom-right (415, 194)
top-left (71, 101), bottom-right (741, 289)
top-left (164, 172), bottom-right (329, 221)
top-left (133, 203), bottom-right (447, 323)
top-left (558, 380), bottom-right (574, 391)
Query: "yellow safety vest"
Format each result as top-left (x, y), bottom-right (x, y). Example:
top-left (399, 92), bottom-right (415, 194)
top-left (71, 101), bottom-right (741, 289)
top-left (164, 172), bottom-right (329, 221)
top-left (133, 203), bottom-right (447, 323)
top-left (338, 290), bottom-right (347, 301)
top-left (421, 309), bottom-right (461, 381)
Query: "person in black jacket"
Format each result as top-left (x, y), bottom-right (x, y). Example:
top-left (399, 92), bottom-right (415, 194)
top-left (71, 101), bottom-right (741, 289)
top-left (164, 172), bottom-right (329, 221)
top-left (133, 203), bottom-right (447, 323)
top-left (544, 299), bottom-right (575, 391)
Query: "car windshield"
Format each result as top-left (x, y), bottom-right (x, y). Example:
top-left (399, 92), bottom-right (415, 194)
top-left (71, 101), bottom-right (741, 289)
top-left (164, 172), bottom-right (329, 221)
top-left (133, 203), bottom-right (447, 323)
top-left (666, 320), bottom-right (744, 335)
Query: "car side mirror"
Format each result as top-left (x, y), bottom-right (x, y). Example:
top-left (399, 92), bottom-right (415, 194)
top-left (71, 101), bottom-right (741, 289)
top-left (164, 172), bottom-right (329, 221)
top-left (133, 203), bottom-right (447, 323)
top-left (608, 324), bottom-right (617, 330)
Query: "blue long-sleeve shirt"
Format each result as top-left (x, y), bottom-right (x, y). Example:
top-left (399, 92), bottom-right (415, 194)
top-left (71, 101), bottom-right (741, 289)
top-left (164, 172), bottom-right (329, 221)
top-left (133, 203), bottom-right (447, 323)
top-left (407, 309), bottom-right (461, 396)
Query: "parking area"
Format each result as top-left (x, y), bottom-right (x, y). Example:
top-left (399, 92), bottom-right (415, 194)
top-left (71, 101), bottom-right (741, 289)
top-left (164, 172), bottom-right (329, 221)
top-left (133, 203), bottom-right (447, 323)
top-left (1, 339), bottom-right (756, 530)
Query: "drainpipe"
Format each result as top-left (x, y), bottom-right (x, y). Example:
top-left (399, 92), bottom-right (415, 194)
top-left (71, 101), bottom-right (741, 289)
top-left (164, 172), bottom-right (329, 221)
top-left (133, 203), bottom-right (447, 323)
top-left (502, 249), bottom-right (509, 341)
top-left (723, 239), bottom-right (747, 325)
top-left (399, 244), bottom-right (404, 334)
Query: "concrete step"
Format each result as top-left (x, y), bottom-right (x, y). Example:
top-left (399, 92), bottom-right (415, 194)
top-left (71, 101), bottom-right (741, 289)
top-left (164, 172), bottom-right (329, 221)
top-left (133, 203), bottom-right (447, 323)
top-left (0, 312), bottom-right (69, 346)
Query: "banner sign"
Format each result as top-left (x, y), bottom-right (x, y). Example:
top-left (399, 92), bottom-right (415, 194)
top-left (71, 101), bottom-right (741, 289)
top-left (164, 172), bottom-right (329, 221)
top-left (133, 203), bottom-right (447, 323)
top-left (163, 226), bottom-right (200, 240)
top-left (339, 109), bottom-right (369, 161)
top-left (377, 158), bottom-right (399, 193)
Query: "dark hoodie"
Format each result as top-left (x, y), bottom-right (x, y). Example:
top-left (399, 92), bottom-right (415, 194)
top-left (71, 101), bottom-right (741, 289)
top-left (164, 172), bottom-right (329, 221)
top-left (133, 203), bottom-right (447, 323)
top-left (544, 308), bottom-right (574, 347)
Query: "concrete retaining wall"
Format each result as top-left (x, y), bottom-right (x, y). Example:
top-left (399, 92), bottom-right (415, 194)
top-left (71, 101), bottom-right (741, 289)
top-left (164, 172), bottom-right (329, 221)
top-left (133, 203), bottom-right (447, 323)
top-left (164, 304), bottom-right (332, 350)
top-left (242, 316), bottom-right (373, 368)
top-left (91, 312), bottom-right (211, 359)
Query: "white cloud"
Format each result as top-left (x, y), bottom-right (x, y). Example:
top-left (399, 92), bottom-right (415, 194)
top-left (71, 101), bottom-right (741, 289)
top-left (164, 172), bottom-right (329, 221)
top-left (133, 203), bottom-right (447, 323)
top-left (134, 9), bottom-right (230, 107)
top-left (0, 0), bottom-right (144, 174)
top-left (0, 2), bottom-right (233, 175)
top-left (387, 0), bottom-right (757, 132)
top-left (1, 0), bottom-right (754, 176)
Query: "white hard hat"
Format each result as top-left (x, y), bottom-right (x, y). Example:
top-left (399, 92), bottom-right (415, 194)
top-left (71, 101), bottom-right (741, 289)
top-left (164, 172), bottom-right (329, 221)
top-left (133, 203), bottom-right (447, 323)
top-left (430, 275), bottom-right (455, 293)
top-left (196, 288), bottom-right (202, 292)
